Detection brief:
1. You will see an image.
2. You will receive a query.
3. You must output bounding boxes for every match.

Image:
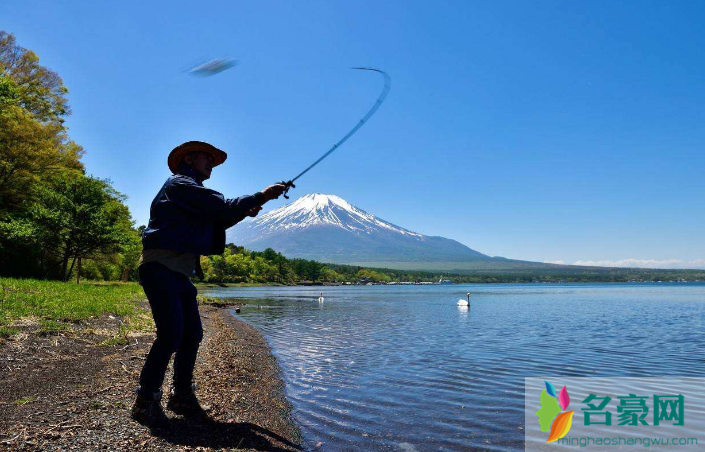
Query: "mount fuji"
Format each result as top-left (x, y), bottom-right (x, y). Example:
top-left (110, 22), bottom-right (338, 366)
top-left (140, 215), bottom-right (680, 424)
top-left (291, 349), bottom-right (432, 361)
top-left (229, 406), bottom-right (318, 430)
top-left (226, 193), bottom-right (507, 268)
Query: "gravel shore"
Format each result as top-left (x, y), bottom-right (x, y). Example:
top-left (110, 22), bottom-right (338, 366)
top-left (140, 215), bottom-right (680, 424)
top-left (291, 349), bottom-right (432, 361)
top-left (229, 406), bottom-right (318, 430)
top-left (0, 303), bottom-right (302, 451)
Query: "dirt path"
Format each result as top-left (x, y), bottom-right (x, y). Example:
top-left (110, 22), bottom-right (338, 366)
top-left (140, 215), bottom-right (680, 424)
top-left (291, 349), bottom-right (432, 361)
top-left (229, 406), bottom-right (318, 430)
top-left (0, 304), bottom-right (301, 451)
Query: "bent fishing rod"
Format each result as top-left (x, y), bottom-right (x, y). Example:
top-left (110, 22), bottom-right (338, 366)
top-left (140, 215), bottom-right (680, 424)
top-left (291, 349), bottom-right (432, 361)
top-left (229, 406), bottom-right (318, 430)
top-left (278, 67), bottom-right (391, 199)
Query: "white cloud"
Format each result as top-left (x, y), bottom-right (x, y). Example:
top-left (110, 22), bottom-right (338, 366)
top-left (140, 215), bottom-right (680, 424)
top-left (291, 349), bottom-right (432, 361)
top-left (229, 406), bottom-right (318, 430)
top-left (544, 260), bottom-right (566, 265)
top-left (570, 258), bottom-right (705, 270)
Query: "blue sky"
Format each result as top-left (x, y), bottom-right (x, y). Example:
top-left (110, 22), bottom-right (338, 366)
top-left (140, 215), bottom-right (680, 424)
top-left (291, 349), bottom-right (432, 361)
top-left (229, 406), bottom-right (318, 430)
top-left (2, 0), bottom-right (703, 268)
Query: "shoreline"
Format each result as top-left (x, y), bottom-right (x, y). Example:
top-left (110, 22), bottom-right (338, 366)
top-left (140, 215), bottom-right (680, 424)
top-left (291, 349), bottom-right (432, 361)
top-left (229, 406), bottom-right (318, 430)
top-left (196, 280), bottom-right (705, 290)
top-left (0, 301), bottom-right (301, 451)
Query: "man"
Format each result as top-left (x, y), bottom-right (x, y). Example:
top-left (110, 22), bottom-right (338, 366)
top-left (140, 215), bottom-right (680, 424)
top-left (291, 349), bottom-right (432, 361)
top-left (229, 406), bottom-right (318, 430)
top-left (131, 141), bottom-right (286, 428)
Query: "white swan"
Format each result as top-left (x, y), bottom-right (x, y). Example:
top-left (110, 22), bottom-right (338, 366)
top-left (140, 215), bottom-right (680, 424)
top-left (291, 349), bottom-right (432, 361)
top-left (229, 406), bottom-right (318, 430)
top-left (457, 292), bottom-right (470, 306)
top-left (318, 292), bottom-right (324, 302)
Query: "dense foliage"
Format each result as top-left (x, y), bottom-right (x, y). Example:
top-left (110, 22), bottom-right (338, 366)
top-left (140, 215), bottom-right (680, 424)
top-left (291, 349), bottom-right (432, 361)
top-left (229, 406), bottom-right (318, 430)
top-left (200, 245), bottom-right (459, 284)
top-left (0, 31), bottom-right (141, 282)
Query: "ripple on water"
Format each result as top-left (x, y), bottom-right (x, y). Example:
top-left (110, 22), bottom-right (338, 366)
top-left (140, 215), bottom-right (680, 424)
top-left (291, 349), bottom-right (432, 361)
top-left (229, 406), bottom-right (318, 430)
top-left (201, 283), bottom-right (705, 452)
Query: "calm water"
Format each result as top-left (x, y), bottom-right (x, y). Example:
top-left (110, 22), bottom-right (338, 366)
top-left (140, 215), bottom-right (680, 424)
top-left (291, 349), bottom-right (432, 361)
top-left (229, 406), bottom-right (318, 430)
top-left (201, 283), bottom-right (705, 452)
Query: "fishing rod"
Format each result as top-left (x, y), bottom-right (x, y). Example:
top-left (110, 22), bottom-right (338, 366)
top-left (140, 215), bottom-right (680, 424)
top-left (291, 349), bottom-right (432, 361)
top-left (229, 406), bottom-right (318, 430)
top-left (278, 67), bottom-right (391, 199)
top-left (187, 61), bottom-right (390, 198)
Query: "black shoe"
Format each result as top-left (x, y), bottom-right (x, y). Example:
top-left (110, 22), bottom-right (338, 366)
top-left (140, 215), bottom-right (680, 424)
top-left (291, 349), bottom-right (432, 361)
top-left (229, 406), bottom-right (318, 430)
top-left (131, 389), bottom-right (170, 428)
top-left (167, 384), bottom-right (210, 417)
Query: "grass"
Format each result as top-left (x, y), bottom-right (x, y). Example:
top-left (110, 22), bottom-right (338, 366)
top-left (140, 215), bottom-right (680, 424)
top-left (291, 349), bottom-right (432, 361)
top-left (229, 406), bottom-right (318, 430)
top-left (98, 324), bottom-right (130, 346)
top-left (38, 319), bottom-right (70, 335)
top-left (12, 396), bottom-right (37, 406)
top-left (88, 400), bottom-right (105, 410)
top-left (0, 277), bottom-right (149, 339)
top-left (0, 325), bottom-right (19, 338)
top-left (197, 295), bottom-right (244, 307)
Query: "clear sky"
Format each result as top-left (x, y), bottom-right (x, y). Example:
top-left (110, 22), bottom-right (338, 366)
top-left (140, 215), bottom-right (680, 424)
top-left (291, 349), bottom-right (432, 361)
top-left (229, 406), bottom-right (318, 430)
top-left (2, 0), bottom-right (703, 268)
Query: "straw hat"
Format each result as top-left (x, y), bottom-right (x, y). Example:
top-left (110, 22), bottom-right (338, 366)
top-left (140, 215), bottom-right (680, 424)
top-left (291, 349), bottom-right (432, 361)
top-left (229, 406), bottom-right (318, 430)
top-left (168, 141), bottom-right (227, 174)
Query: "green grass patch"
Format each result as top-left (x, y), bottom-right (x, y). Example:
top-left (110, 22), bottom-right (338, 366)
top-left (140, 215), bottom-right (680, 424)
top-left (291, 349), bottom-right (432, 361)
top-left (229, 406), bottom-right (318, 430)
top-left (12, 396), bottom-right (36, 406)
top-left (99, 324), bottom-right (130, 346)
top-left (99, 334), bottom-right (129, 346)
top-left (126, 312), bottom-right (155, 333)
top-left (0, 325), bottom-right (19, 338)
top-left (197, 295), bottom-right (247, 307)
top-left (88, 399), bottom-right (105, 410)
top-left (0, 277), bottom-right (148, 339)
top-left (38, 319), bottom-right (70, 335)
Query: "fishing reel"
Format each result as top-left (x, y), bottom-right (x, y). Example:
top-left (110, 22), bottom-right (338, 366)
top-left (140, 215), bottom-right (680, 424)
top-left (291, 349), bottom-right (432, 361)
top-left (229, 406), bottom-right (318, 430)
top-left (277, 180), bottom-right (296, 199)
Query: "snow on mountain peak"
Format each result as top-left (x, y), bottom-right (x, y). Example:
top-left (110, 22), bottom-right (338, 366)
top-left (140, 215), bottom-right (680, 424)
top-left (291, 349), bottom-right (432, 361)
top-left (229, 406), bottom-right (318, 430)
top-left (291, 193), bottom-right (354, 211)
top-left (226, 192), bottom-right (493, 264)
top-left (250, 193), bottom-right (422, 237)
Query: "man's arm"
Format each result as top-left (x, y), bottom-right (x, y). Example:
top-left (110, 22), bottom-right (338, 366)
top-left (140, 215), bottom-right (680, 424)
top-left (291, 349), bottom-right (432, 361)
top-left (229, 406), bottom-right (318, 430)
top-left (166, 177), bottom-right (286, 226)
top-left (222, 184), bottom-right (288, 227)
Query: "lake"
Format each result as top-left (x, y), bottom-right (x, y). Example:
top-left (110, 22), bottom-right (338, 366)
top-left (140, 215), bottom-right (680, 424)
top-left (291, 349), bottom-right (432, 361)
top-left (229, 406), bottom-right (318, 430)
top-left (200, 283), bottom-right (705, 452)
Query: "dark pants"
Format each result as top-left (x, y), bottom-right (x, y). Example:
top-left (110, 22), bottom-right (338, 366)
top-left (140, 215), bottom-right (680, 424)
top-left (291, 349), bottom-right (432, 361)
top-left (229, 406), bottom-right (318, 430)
top-left (138, 261), bottom-right (203, 395)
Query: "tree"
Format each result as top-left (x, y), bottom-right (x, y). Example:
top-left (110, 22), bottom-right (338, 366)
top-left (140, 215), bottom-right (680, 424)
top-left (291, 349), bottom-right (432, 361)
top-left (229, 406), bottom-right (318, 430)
top-left (117, 227), bottom-right (143, 282)
top-left (0, 215), bottom-right (43, 276)
top-left (355, 269), bottom-right (391, 283)
top-left (262, 248), bottom-right (278, 261)
top-left (0, 102), bottom-right (67, 215)
top-left (0, 73), bottom-right (19, 106)
top-left (320, 267), bottom-right (342, 282)
top-left (0, 32), bottom-right (139, 281)
top-left (0, 31), bottom-right (84, 219)
top-left (199, 255), bottom-right (213, 281)
top-left (224, 252), bottom-right (251, 283)
top-left (250, 256), bottom-right (278, 283)
top-left (0, 31), bottom-right (70, 124)
top-left (29, 173), bottom-right (134, 281)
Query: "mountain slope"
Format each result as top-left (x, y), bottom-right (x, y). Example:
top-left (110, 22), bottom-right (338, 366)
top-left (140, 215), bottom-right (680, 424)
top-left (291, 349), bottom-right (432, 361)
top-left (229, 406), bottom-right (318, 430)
top-left (226, 194), bottom-right (496, 265)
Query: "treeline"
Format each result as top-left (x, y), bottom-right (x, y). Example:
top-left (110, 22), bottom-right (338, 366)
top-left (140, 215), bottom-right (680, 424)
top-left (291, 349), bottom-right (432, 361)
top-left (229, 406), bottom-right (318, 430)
top-left (431, 267), bottom-right (705, 283)
top-left (0, 32), bottom-right (141, 282)
top-left (200, 245), bottom-right (388, 284)
top-left (198, 245), bottom-right (462, 284)
top-left (201, 245), bottom-right (479, 284)
top-left (198, 246), bottom-right (705, 284)
top-left (345, 266), bottom-right (705, 284)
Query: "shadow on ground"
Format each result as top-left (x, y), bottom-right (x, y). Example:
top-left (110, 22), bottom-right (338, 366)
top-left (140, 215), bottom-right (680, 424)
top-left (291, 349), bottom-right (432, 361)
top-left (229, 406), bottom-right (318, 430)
top-left (152, 416), bottom-right (302, 452)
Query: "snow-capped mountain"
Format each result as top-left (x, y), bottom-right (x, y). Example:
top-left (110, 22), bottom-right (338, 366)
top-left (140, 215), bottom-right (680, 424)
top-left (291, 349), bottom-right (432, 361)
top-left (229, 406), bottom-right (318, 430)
top-left (245, 193), bottom-right (423, 237)
top-left (226, 193), bottom-right (494, 266)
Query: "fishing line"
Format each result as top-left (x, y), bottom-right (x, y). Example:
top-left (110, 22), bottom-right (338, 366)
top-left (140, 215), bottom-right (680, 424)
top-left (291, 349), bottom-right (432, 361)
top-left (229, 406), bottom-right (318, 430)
top-left (279, 67), bottom-right (391, 198)
top-left (186, 60), bottom-right (391, 198)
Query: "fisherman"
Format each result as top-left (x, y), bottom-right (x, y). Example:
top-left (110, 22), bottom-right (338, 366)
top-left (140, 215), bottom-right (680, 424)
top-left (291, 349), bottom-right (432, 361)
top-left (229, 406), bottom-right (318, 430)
top-left (131, 141), bottom-right (286, 428)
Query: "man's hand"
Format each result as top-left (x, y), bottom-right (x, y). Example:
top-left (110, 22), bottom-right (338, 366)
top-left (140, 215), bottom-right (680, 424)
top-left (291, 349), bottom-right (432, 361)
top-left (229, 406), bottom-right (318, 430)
top-left (246, 206), bottom-right (263, 217)
top-left (261, 183), bottom-right (288, 201)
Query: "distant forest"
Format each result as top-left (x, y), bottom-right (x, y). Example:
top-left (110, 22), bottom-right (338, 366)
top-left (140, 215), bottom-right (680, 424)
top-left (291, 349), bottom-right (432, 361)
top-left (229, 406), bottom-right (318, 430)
top-left (197, 245), bottom-right (705, 285)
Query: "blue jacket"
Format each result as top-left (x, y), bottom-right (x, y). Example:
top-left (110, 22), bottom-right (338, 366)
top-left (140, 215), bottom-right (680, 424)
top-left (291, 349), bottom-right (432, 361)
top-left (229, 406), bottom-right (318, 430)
top-left (142, 164), bottom-right (266, 255)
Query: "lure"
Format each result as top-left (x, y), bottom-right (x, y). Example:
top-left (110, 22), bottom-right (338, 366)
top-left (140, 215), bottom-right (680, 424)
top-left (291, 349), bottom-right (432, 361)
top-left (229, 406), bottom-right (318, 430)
top-left (188, 58), bottom-right (239, 76)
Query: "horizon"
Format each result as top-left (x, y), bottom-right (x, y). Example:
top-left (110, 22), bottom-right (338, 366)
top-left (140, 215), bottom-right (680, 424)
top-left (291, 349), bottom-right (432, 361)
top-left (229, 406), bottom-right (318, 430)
top-left (2, 0), bottom-right (703, 269)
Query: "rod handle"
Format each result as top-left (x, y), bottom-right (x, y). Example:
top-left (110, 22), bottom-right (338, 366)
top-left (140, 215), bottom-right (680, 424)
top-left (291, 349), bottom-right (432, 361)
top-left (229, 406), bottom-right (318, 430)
top-left (278, 180), bottom-right (295, 199)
